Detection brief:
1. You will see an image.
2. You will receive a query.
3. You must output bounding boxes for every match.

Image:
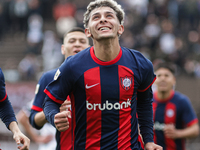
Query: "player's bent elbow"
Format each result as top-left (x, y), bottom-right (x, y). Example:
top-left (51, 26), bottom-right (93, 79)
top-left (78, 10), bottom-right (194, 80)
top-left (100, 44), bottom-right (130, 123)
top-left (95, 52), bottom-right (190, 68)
top-left (194, 124), bottom-right (200, 137)
top-left (190, 123), bottom-right (200, 138)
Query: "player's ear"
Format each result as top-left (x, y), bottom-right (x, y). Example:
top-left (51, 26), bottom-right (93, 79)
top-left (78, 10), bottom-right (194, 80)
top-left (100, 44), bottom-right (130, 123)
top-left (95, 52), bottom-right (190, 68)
top-left (85, 28), bottom-right (92, 38)
top-left (61, 44), bottom-right (65, 55)
top-left (118, 24), bottom-right (124, 35)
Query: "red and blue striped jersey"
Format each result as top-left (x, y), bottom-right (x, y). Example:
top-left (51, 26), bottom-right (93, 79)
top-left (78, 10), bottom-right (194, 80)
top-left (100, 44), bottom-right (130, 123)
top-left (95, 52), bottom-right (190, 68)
top-left (29, 69), bottom-right (72, 150)
top-left (0, 68), bottom-right (16, 128)
top-left (153, 90), bottom-right (199, 150)
top-left (44, 46), bottom-right (156, 149)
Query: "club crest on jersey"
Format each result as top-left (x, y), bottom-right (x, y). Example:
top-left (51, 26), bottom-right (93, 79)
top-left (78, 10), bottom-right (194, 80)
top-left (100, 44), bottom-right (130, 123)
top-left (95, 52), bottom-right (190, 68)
top-left (54, 69), bottom-right (61, 80)
top-left (166, 109), bottom-right (174, 118)
top-left (121, 76), bottom-right (132, 90)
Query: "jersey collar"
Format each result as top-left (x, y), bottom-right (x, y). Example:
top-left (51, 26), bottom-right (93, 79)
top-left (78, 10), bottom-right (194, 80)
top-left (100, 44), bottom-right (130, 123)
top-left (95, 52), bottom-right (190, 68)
top-left (90, 46), bottom-right (122, 66)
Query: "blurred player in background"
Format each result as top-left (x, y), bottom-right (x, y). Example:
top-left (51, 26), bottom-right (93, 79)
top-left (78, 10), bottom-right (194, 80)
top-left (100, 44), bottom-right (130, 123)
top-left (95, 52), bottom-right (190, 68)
top-left (17, 99), bottom-right (54, 150)
top-left (43, 0), bottom-right (162, 149)
top-left (29, 27), bottom-right (90, 150)
top-left (0, 68), bottom-right (30, 150)
top-left (153, 62), bottom-right (199, 150)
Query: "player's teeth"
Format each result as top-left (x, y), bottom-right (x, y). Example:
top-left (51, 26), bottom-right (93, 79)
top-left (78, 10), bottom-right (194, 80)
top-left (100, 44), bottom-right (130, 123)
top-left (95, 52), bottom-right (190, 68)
top-left (100, 27), bottom-right (109, 31)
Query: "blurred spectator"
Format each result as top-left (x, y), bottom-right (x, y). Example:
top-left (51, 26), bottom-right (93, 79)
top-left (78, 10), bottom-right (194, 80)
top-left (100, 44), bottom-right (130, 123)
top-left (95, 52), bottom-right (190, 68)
top-left (2, 0), bottom-right (13, 34)
top-left (18, 53), bottom-right (40, 80)
top-left (53, 0), bottom-right (77, 38)
top-left (178, 0), bottom-right (200, 30)
top-left (16, 100), bottom-right (56, 150)
top-left (52, 0), bottom-right (76, 20)
top-left (9, 0), bottom-right (29, 33)
top-left (28, 0), bottom-right (42, 16)
top-left (187, 30), bottom-right (200, 55)
top-left (184, 59), bottom-right (196, 77)
top-left (26, 13), bottom-right (43, 54)
top-left (144, 13), bottom-right (161, 53)
top-left (159, 19), bottom-right (176, 55)
top-left (41, 30), bottom-right (63, 71)
top-left (56, 16), bottom-right (77, 39)
top-left (125, 0), bottom-right (149, 17)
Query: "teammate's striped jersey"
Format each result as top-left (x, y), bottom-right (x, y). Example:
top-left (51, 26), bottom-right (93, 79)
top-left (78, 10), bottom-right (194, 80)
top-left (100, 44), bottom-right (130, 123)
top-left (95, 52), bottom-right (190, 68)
top-left (29, 69), bottom-right (72, 150)
top-left (44, 46), bottom-right (156, 149)
top-left (153, 90), bottom-right (199, 150)
top-left (0, 68), bottom-right (16, 128)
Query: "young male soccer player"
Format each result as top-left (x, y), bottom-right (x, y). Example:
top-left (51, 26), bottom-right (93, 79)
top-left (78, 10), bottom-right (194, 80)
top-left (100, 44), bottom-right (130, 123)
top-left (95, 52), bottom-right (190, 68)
top-left (0, 68), bottom-right (30, 150)
top-left (29, 27), bottom-right (90, 150)
top-left (43, 0), bottom-right (163, 149)
top-left (153, 62), bottom-right (199, 150)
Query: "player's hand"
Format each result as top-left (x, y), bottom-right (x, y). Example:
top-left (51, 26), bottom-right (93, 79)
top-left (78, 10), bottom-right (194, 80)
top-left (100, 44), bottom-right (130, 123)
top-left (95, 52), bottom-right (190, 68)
top-left (60, 100), bottom-right (71, 112)
top-left (13, 131), bottom-right (30, 150)
top-left (164, 123), bottom-right (178, 139)
top-left (54, 111), bottom-right (71, 132)
top-left (145, 142), bottom-right (163, 150)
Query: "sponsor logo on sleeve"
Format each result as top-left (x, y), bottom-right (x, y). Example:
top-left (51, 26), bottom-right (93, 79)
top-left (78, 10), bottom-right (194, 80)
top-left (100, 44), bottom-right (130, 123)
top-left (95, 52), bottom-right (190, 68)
top-left (54, 69), bottom-right (61, 80)
top-left (35, 84), bottom-right (40, 94)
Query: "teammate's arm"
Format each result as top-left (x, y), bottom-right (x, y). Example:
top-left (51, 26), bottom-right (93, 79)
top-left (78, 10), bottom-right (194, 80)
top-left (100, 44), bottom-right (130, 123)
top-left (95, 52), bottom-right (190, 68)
top-left (164, 123), bottom-right (199, 139)
top-left (9, 121), bottom-right (30, 150)
top-left (33, 111), bottom-right (47, 127)
top-left (0, 98), bottom-right (16, 128)
top-left (43, 95), bottom-right (71, 132)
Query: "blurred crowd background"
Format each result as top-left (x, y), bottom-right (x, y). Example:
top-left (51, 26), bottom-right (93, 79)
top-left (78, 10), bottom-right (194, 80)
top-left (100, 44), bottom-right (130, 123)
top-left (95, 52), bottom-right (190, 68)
top-left (1, 0), bottom-right (200, 81)
top-left (0, 0), bottom-right (200, 149)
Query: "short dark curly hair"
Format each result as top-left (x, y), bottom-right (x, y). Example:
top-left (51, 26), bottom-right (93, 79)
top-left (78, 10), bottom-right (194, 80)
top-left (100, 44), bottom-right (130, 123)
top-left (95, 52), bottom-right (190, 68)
top-left (83, 0), bottom-right (125, 28)
top-left (154, 62), bottom-right (176, 75)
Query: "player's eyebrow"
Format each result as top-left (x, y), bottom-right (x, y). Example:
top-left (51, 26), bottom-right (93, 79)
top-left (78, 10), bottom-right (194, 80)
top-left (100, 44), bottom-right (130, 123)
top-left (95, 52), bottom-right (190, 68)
top-left (91, 11), bottom-right (115, 18)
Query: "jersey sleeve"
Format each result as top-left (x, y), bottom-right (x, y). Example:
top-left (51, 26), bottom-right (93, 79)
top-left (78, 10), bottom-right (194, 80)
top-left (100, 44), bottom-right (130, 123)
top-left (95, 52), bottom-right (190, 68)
top-left (181, 95), bottom-right (198, 126)
top-left (44, 59), bottom-right (73, 104)
top-left (136, 53), bottom-right (156, 92)
top-left (0, 68), bottom-right (17, 129)
top-left (30, 72), bottom-right (54, 129)
top-left (31, 72), bottom-right (53, 111)
top-left (132, 52), bottom-right (155, 143)
top-left (43, 59), bottom-right (74, 127)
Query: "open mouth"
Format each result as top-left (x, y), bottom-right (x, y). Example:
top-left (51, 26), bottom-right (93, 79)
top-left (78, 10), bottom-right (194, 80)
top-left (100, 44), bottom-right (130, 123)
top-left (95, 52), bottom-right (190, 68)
top-left (74, 50), bottom-right (80, 53)
top-left (98, 27), bottom-right (111, 31)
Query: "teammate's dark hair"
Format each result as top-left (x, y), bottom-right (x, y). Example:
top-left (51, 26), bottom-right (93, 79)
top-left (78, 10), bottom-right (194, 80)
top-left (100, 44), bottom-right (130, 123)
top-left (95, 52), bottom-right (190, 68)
top-left (63, 27), bottom-right (85, 38)
top-left (154, 62), bottom-right (176, 75)
top-left (67, 27), bottom-right (85, 34)
top-left (63, 27), bottom-right (85, 43)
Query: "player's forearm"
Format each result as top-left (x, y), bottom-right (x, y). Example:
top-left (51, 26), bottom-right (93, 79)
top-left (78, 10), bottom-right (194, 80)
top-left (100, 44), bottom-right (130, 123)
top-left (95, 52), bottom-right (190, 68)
top-left (0, 99), bottom-right (17, 129)
top-left (176, 123), bottom-right (199, 139)
top-left (137, 88), bottom-right (154, 144)
top-left (43, 95), bottom-right (60, 127)
top-left (137, 104), bottom-right (154, 144)
top-left (34, 111), bottom-right (47, 128)
top-left (9, 121), bottom-right (21, 134)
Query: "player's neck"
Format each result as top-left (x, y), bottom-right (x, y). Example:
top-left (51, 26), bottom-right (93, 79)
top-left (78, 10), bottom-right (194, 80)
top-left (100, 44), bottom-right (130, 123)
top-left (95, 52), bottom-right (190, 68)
top-left (157, 90), bottom-right (172, 100)
top-left (93, 38), bottom-right (120, 62)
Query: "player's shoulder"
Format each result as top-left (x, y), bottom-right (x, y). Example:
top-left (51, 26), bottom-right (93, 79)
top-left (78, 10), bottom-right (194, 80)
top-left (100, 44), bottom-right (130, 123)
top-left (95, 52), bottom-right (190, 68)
top-left (65, 47), bottom-right (91, 66)
top-left (42, 68), bottom-right (57, 77)
top-left (122, 47), bottom-right (152, 65)
top-left (71, 47), bottom-right (90, 60)
top-left (39, 68), bottom-right (58, 84)
top-left (174, 91), bottom-right (190, 103)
